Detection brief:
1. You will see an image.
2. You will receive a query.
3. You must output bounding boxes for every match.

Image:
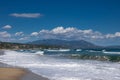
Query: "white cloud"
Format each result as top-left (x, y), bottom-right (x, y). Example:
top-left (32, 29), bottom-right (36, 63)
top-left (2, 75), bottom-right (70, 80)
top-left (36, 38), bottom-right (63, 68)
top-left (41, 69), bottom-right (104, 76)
top-left (51, 27), bottom-right (76, 34)
top-left (0, 31), bottom-right (11, 38)
top-left (15, 32), bottom-right (24, 36)
top-left (82, 29), bottom-right (93, 34)
top-left (115, 32), bottom-right (120, 37)
top-left (10, 13), bottom-right (42, 18)
top-left (105, 32), bottom-right (120, 38)
top-left (2, 25), bottom-right (12, 29)
top-left (19, 37), bottom-right (29, 40)
top-left (31, 32), bottom-right (39, 36)
top-left (106, 34), bottom-right (115, 38)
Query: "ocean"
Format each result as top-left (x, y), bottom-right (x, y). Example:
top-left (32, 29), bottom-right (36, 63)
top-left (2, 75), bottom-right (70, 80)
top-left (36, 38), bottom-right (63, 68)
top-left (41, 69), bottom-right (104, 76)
top-left (0, 49), bottom-right (120, 80)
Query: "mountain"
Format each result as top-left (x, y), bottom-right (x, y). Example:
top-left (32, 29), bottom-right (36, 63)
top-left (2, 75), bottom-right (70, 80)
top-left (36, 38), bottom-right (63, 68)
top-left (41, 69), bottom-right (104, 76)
top-left (28, 39), bottom-right (99, 49)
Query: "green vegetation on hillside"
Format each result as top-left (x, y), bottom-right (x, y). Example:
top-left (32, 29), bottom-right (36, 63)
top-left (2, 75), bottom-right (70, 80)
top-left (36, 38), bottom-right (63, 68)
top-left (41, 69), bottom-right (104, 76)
top-left (0, 42), bottom-right (61, 49)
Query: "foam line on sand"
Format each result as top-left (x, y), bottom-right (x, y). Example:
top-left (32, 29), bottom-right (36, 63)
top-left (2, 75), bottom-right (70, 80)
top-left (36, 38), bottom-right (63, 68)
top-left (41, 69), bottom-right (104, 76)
top-left (0, 50), bottom-right (49, 80)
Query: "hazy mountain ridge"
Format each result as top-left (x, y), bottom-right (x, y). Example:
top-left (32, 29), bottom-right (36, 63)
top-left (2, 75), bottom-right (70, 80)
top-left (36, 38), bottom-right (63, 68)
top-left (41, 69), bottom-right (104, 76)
top-left (28, 39), bottom-right (100, 49)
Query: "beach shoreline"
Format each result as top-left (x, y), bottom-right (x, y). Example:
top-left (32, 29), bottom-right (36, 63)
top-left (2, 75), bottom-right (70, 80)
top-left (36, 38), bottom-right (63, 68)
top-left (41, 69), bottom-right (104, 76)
top-left (0, 50), bottom-right (49, 80)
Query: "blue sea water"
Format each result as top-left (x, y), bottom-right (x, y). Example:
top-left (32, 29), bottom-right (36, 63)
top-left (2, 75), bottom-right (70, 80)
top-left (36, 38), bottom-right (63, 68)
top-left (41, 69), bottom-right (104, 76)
top-left (0, 49), bottom-right (120, 80)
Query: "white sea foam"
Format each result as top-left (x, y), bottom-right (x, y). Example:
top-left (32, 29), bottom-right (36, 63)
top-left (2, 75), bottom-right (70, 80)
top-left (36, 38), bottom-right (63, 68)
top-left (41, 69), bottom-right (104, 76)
top-left (46, 49), bottom-right (70, 52)
top-left (35, 51), bottom-right (44, 55)
top-left (76, 49), bottom-right (82, 51)
top-left (59, 49), bottom-right (70, 52)
top-left (88, 50), bottom-right (101, 52)
top-left (0, 50), bottom-right (120, 80)
top-left (103, 51), bottom-right (120, 54)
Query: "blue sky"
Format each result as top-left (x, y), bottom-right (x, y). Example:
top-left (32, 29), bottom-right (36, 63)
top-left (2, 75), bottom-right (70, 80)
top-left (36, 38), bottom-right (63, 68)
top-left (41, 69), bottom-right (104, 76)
top-left (0, 0), bottom-right (120, 46)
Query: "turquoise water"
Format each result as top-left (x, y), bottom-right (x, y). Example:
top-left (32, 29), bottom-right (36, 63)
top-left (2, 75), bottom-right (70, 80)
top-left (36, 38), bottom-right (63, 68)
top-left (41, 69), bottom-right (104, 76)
top-left (26, 49), bottom-right (120, 62)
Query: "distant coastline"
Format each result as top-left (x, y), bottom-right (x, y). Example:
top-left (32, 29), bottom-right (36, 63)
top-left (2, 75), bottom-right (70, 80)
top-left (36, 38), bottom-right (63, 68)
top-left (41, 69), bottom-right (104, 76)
top-left (1, 39), bottom-right (120, 50)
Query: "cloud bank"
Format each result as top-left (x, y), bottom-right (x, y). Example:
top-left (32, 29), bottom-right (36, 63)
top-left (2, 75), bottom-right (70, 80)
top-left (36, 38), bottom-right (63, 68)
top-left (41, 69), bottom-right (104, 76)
top-left (10, 13), bottom-right (42, 18)
top-left (31, 32), bottom-right (39, 36)
top-left (31, 26), bottom-right (104, 40)
top-left (0, 31), bottom-right (11, 38)
top-left (33, 27), bottom-right (120, 40)
top-left (15, 32), bottom-right (24, 36)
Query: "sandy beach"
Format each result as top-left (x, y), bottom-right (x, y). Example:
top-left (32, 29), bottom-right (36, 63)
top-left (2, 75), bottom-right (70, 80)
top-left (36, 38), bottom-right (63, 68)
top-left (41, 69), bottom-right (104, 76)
top-left (0, 50), bottom-right (49, 80)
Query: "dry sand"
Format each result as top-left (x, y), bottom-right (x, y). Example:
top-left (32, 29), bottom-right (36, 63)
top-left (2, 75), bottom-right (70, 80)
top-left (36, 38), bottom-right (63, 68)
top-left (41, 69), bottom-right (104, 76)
top-left (0, 68), bottom-right (25, 80)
